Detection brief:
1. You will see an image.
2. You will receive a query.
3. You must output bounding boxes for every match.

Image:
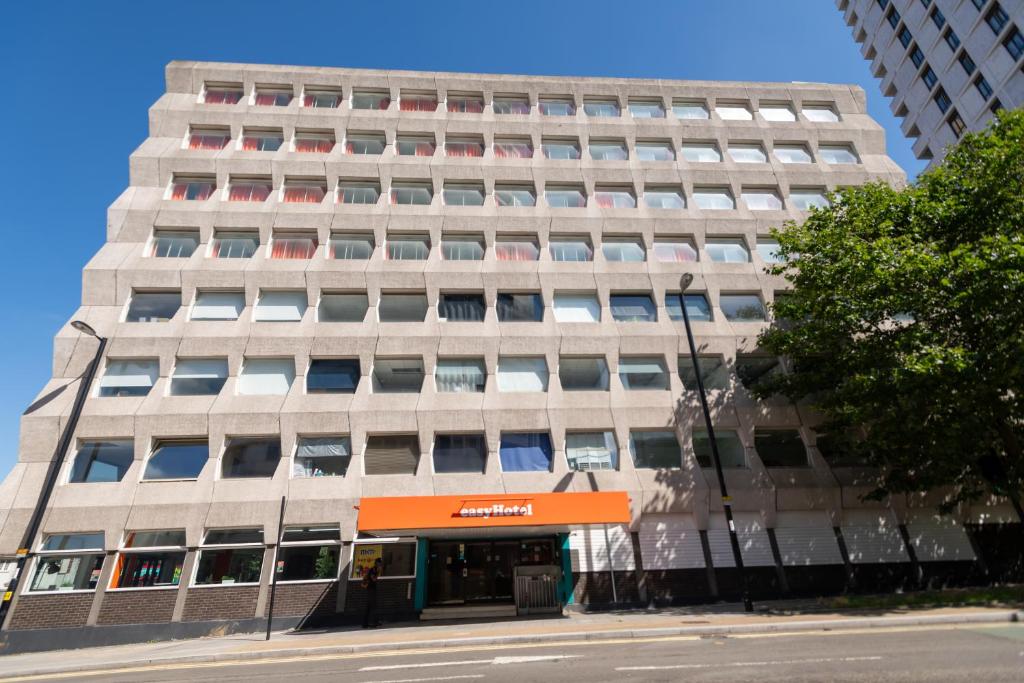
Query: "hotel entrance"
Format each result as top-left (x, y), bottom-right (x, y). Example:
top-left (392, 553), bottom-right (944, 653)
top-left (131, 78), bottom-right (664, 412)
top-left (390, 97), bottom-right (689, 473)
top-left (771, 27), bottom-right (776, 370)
top-left (426, 538), bottom-right (556, 605)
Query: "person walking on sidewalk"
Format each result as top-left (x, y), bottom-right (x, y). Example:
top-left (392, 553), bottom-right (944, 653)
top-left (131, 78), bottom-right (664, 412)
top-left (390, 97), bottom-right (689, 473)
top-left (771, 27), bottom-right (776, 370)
top-left (361, 558), bottom-right (382, 628)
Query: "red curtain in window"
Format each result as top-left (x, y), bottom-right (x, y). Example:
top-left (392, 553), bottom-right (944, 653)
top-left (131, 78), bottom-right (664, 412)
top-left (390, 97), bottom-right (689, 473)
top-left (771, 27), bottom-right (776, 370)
top-left (400, 98), bottom-right (437, 112)
top-left (654, 244), bottom-right (696, 262)
top-left (295, 139), bottom-right (334, 153)
top-left (271, 238), bottom-right (318, 259)
top-left (283, 187), bottom-right (325, 203)
top-left (494, 144), bottom-right (531, 159)
top-left (204, 90), bottom-right (241, 105)
top-left (447, 144), bottom-right (483, 158)
top-left (228, 184), bottom-right (271, 202)
top-left (241, 137), bottom-right (260, 152)
top-left (170, 184), bottom-right (188, 201)
top-left (448, 100), bottom-right (484, 113)
top-left (416, 143), bottom-right (434, 156)
top-left (595, 194), bottom-right (614, 209)
top-left (189, 135), bottom-right (228, 150)
top-left (496, 244), bottom-right (537, 261)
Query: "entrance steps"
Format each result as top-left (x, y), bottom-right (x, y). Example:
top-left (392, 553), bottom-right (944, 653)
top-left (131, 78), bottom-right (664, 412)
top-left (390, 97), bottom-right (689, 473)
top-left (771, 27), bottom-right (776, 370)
top-left (420, 604), bottom-right (518, 621)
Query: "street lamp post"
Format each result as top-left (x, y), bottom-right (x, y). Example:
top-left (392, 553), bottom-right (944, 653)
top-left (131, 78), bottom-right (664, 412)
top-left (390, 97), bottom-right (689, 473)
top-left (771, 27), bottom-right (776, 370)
top-left (677, 274), bottom-right (753, 612)
top-left (0, 321), bottom-right (107, 628)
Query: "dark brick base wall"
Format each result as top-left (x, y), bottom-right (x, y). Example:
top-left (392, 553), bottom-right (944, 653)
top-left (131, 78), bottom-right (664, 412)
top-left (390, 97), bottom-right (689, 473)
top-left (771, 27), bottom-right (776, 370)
top-left (182, 586), bottom-right (259, 622)
top-left (8, 593), bottom-right (95, 630)
top-left (643, 569), bottom-right (713, 606)
top-left (266, 582), bottom-right (338, 623)
top-left (708, 567), bottom-right (781, 600)
top-left (968, 523), bottom-right (1024, 583)
top-left (343, 579), bottom-right (415, 622)
top-left (783, 565), bottom-right (848, 597)
top-left (848, 562), bottom-right (916, 593)
top-left (571, 571), bottom-right (641, 606)
top-left (97, 589), bottom-right (177, 626)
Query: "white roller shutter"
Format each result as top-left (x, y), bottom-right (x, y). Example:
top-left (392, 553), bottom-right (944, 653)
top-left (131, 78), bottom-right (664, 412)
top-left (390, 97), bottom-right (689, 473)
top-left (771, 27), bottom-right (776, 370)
top-left (638, 515), bottom-right (705, 569)
top-left (905, 514), bottom-right (976, 562)
top-left (97, 360), bottom-right (158, 393)
top-left (773, 511), bottom-right (843, 566)
top-left (569, 525), bottom-right (635, 572)
top-left (841, 510), bottom-right (909, 564)
top-left (708, 513), bottom-right (775, 567)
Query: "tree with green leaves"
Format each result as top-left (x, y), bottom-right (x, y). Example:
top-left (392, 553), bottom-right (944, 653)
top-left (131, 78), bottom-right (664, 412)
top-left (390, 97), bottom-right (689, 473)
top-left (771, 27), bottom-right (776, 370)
top-left (756, 110), bottom-right (1024, 518)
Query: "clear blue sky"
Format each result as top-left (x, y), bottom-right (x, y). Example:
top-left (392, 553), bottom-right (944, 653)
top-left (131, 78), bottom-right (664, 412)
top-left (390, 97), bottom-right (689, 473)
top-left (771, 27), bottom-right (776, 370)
top-left (0, 0), bottom-right (926, 478)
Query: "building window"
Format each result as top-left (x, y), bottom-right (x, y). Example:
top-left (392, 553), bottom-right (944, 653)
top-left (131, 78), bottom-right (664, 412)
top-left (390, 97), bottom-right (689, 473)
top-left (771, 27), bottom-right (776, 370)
top-left (492, 95), bottom-right (530, 115)
top-left (539, 97), bottom-right (575, 116)
top-left (125, 291), bottom-right (181, 322)
top-left (929, 4), bottom-right (945, 29)
top-left (692, 429), bottom-right (746, 468)
top-left (443, 183), bottom-right (486, 207)
top-left (97, 359), bottom-right (158, 397)
top-left (494, 236), bottom-right (539, 261)
top-left (589, 139), bottom-right (628, 161)
top-left (651, 239), bottom-right (696, 264)
top-left (329, 233), bottom-right (374, 260)
top-left (445, 136), bottom-right (485, 157)
top-left (705, 238), bottom-right (750, 263)
top-left (169, 358), bottom-right (228, 396)
top-left (802, 105), bottom-right (839, 123)
top-left (602, 237), bottom-right (645, 262)
top-left (277, 526), bottom-right (341, 580)
top-left (692, 188), bottom-right (735, 210)
top-left (594, 186), bottom-right (637, 209)
top-left (350, 540), bottom-right (417, 579)
top-left (69, 440), bottom-right (133, 483)
top-left (790, 190), bottom-right (829, 210)
top-left (433, 434), bottom-right (487, 474)
top-left (720, 294), bottom-right (766, 322)
top-left (628, 99), bottom-right (665, 118)
top-left (619, 357), bottom-right (669, 390)
top-left (293, 438), bottom-right (351, 477)
top-left (553, 292), bottom-right (600, 322)
top-left (294, 130), bottom-right (335, 153)
top-left (210, 232), bottom-right (258, 259)
top-left (254, 87), bottom-right (292, 107)
top-left (975, 75), bottom-right (994, 100)
top-left (438, 293), bottom-right (486, 322)
top-left (549, 237), bottom-right (593, 262)
top-left (728, 143), bottom-right (767, 164)
top-left (943, 27), bottom-right (960, 50)
top-left (971, 0), bottom-right (985, 9)
top-left (541, 138), bottom-right (581, 160)
top-left (772, 144), bottom-right (812, 164)
top-left (222, 438), bottom-right (281, 478)
top-left (566, 432), bottom-right (617, 471)
top-left (396, 135), bottom-right (436, 156)
top-left (819, 144), bottom-right (859, 164)
top-left (435, 358), bottom-right (486, 393)
top-left (986, 4), bottom-right (1009, 35)
top-left (499, 433), bottom-right (552, 472)
top-left (610, 293), bottom-right (656, 322)
top-left (372, 358), bottom-right (425, 393)
top-left (990, 98), bottom-right (1004, 114)
top-left (947, 110), bottom-right (967, 138)
top-left (447, 92), bottom-right (484, 113)
top-left (736, 355), bottom-right (781, 390)
top-left (681, 142), bottom-right (722, 162)
top-left (149, 230), bottom-right (199, 258)
top-left (497, 357), bottom-right (548, 392)
top-left (678, 355), bottom-right (728, 391)
top-left (644, 187), bottom-right (686, 209)
top-left (110, 530), bottom-right (187, 589)
top-left (227, 177), bottom-right (273, 201)
top-left (338, 181), bottom-right (381, 205)
top-left (630, 431), bottom-right (681, 469)
top-left (493, 137), bottom-right (533, 159)
top-left (318, 292), bottom-right (368, 322)
top-left (934, 87), bottom-right (952, 114)
top-left (754, 429), bottom-right (809, 467)
top-left (345, 133), bottom-right (386, 155)
top-left (194, 528), bottom-right (265, 585)
top-left (958, 51), bottom-right (976, 76)
top-left (143, 441), bottom-right (208, 480)
top-left (1004, 27), bottom-right (1024, 60)
top-left (497, 293), bottom-right (543, 322)
top-left (897, 26), bottom-right (912, 49)
top-left (237, 358), bottom-right (295, 395)
top-left (922, 65), bottom-right (938, 90)
top-left (545, 186), bottom-right (586, 208)
top-left (386, 233), bottom-right (430, 260)
top-left (400, 91), bottom-right (438, 112)
top-left (378, 292), bottom-right (428, 322)
top-left (673, 99), bottom-right (709, 119)
top-left (307, 359), bottom-right (360, 394)
top-left (759, 103), bottom-right (796, 122)
top-left (191, 291), bottom-right (244, 321)
top-left (635, 140), bottom-right (675, 162)
top-left (583, 98), bottom-right (620, 117)
top-left (756, 238), bottom-right (784, 263)
top-left (350, 90), bottom-right (390, 110)
top-left (390, 183), bottom-right (433, 206)
top-left (203, 84), bottom-right (242, 104)
top-left (241, 129), bottom-right (283, 152)
top-left (364, 435), bottom-right (420, 475)
top-left (29, 534), bottom-right (104, 592)
top-left (715, 103), bottom-right (753, 120)
top-left (495, 184), bottom-right (537, 207)
top-left (559, 357), bottom-right (609, 391)
top-left (742, 188), bottom-right (783, 211)
top-left (303, 89), bottom-right (341, 108)
top-left (910, 45), bottom-right (925, 69)
top-left (667, 293), bottom-right (713, 322)
top-left (270, 233), bottom-right (318, 259)
top-left (187, 127), bottom-right (230, 150)
top-left (282, 179), bottom-right (327, 204)
top-left (885, 4), bottom-right (899, 26)
top-left (169, 176), bottom-right (215, 201)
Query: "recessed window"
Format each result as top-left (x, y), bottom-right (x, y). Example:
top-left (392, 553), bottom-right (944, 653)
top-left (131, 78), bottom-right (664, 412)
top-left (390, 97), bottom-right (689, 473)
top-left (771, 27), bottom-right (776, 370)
top-left (126, 291), bottom-right (181, 322)
top-left (590, 139), bottom-right (628, 161)
top-left (345, 133), bottom-right (386, 155)
top-left (438, 293), bottom-right (486, 322)
top-left (934, 87), bottom-right (952, 114)
top-left (228, 177), bottom-right (272, 202)
top-left (495, 184), bottom-right (536, 207)
top-left (759, 103), bottom-right (796, 122)
top-left (947, 110), bottom-right (967, 138)
top-left (237, 358), bottom-right (295, 395)
top-left (307, 359), bottom-right (360, 394)
top-left (549, 236), bottom-right (593, 262)
top-left (681, 142), bottom-right (721, 163)
top-left (364, 435), bottom-right (420, 475)
top-left (400, 91), bottom-right (438, 112)
top-left (559, 357), bottom-right (609, 391)
top-left (602, 237), bottom-right (645, 262)
top-left (819, 144), bottom-right (859, 164)
top-left (443, 183), bottom-right (485, 207)
top-left (30, 534), bottom-right (104, 592)
top-left (373, 358), bottom-right (425, 393)
top-left (566, 432), bottom-right (618, 471)
top-left (653, 239), bottom-right (697, 262)
top-left (545, 185), bottom-right (586, 208)
top-left (329, 233), bottom-right (374, 260)
top-left (497, 357), bottom-right (548, 392)
top-left (318, 292), bottom-right (368, 322)
top-left (254, 87), bottom-right (292, 107)
top-left (692, 188), bottom-right (734, 210)
top-left (303, 89), bottom-right (341, 108)
top-left (378, 292), bottom-right (428, 322)
top-left (910, 45), bottom-right (926, 69)
top-left (920, 65), bottom-right (937, 91)
top-left (619, 357), bottom-right (669, 390)
top-left (203, 84), bottom-right (242, 105)
top-left (756, 238), bottom-right (783, 263)
top-left (630, 431), bottom-right (681, 469)
top-left (672, 100), bottom-right (709, 119)
top-left (542, 138), bottom-right (581, 160)
top-left (111, 530), bottom-right (187, 589)
top-left (270, 233), bottom-right (318, 259)
top-left (897, 26), bottom-right (912, 48)
top-left (974, 75), bottom-right (994, 100)
top-left (985, 3), bottom-right (1009, 35)
top-left (772, 144), bottom-right (812, 164)
top-left (495, 236), bottom-right (539, 261)
top-left (294, 437), bottom-right (351, 478)
top-left (705, 238), bottom-right (749, 263)
top-left (628, 99), bottom-right (665, 118)
top-left (754, 429), bottom-right (809, 467)
top-left (802, 105), bottom-right (839, 123)
top-left (583, 98), bottom-right (620, 117)
top-left (191, 291), bottom-right (244, 321)
top-left (149, 230), bottom-right (199, 258)
top-left (277, 525), bottom-right (341, 580)
top-left (143, 440), bottom-right (208, 480)
top-left (499, 433), bottom-right (552, 472)
top-left (447, 92), bottom-right (484, 113)
top-left (692, 429), bottom-right (746, 468)
top-left (736, 355), bottom-right (781, 391)
top-left (728, 143), bottom-right (767, 164)
top-left (790, 190), bottom-right (829, 211)
top-left (386, 233), bottom-right (430, 260)
top-left (210, 231), bottom-right (258, 259)
top-left (350, 90), bottom-right (390, 110)
top-left (337, 180), bottom-right (381, 205)
top-left (435, 358), bottom-right (486, 393)
top-left (666, 293), bottom-right (712, 322)
top-left (497, 293), bottom-right (543, 322)
top-left (553, 292), bottom-right (600, 322)
top-left (169, 358), bottom-right (228, 396)
top-left (396, 135), bottom-right (436, 157)
top-left (742, 188), bottom-right (783, 211)
top-left (240, 129), bottom-right (283, 152)
top-left (720, 294), bottom-right (766, 322)
top-left (282, 179), bottom-right (327, 204)
top-left (294, 130), bottom-right (335, 153)
top-left (493, 95), bottom-right (530, 115)
top-left (636, 140), bottom-right (675, 162)
top-left (195, 528), bottom-right (264, 585)
top-left (187, 127), bottom-right (230, 150)
top-left (222, 438), bottom-right (281, 478)
top-left (493, 137), bottom-right (533, 159)
top-left (169, 176), bottom-right (215, 201)
top-left (678, 355), bottom-right (728, 391)
top-left (1004, 27), bottom-right (1024, 60)
top-left (644, 187), bottom-right (686, 209)
top-left (715, 102), bottom-right (753, 120)
top-left (943, 26), bottom-right (960, 50)
top-left (97, 359), bottom-right (158, 398)
top-left (445, 136), bottom-right (485, 158)
top-left (69, 440), bottom-right (134, 483)
top-left (433, 434), bottom-right (486, 473)
top-left (539, 97), bottom-right (575, 116)
top-left (610, 294), bottom-right (656, 322)
top-left (390, 182), bottom-right (433, 206)
top-left (594, 186), bottom-right (636, 209)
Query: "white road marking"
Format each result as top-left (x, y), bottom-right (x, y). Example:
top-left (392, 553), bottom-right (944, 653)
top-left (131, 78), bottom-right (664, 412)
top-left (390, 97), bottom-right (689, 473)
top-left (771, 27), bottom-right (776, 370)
top-left (617, 655), bottom-right (884, 671)
top-left (493, 654), bottom-right (580, 664)
top-left (363, 676), bottom-right (485, 683)
top-left (360, 660), bottom-right (490, 671)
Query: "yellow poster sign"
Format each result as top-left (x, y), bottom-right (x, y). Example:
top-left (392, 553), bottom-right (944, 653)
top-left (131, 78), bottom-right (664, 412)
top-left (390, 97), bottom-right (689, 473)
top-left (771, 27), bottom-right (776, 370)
top-left (352, 544), bottom-right (382, 578)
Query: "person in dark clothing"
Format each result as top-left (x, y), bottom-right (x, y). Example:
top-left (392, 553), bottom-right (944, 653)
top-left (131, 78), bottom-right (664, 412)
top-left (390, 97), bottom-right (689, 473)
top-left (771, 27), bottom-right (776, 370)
top-left (361, 558), bottom-right (382, 628)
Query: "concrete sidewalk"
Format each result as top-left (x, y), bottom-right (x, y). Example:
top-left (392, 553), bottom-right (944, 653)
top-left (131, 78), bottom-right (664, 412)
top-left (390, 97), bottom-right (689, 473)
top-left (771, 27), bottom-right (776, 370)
top-left (0, 603), bottom-right (1020, 679)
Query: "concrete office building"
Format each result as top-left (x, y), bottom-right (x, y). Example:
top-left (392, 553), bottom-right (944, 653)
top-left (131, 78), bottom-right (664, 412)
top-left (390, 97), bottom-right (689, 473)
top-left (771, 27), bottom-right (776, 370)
top-left (838, 0), bottom-right (1024, 163)
top-left (0, 61), bottom-right (1015, 650)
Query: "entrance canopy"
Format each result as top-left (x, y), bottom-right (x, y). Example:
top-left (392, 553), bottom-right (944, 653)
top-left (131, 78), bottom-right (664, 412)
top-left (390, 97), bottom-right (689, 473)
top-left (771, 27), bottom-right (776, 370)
top-left (356, 491), bottom-right (631, 535)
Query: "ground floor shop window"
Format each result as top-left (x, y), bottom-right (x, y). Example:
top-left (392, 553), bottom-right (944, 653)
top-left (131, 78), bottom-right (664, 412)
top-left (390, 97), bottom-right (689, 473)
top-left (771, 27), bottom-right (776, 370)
top-left (111, 529), bottom-right (186, 588)
top-left (350, 540), bottom-right (417, 579)
top-left (29, 533), bottom-right (105, 592)
top-left (194, 528), bottom-right (264, 585)
top-left (277, 525), bottom-right (341, 581)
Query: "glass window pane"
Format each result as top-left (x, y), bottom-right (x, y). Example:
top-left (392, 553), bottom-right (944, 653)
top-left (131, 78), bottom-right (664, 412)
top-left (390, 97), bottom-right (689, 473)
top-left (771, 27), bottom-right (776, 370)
top-left (350, 91), bottom-right (390, 110)
top-left (254, 291), bottom-right (307, 322)
top-left (41, 533), bottom-right (104, 552)
top-left (692, 429), bottom-right (746, 468)
top-left (692, 189), bottom-right (734, 209)
top-left (143, 441), bottom-right (208, 480)
top-left (222, 438), bottom-right (281, 478)
top-left (495, 237), bottom-right (539, 261)
top-left (493, 96), bottom-right (530, 115)
top-left (729, 145), bottom-right (767, 163)
top-left (338, 183), bottom-right (380, 204)
top-left (319, 293), bottom-right (368, 322)
top-left (396, 137), bottom-right (435, 156)
top-left (211, 232), bottom-right (258, 259)
top-left (630, 431), bottom-right (681, 469)
top-left (542, 141), bottom-right (581, 160)
top-left (593, 189), bottom-right (636, 209)
top-left (819, 145), bottom-right (858, 164)
top-left (270, 235), bottom-right (318, 259)
top-left (549, 238), bottom-right (593, 262)
top-left (566, 432), bottom-right (618, 471)
top-left (192, 291), bottom-right (244, 321)
top-left (643, 189), bottom-right (685, 209)
top-left (494, 186), bottom-right (536, 207)
top-left (619, 357), bottom-right (669, 390)
top-left (204, 528), bottom-right (263, 544)
top-left (499, 433), bottom-right (552, 471)
top-left (124, 530), bottom-right (186, 548)
top-left (97, 359), bottom-right (158, 398)
top-left (443, 186), bottom-right (485, 206)
top-left (552, 293), bottom-right (600, 322)
top-left (386, 235), bottom-right (430, 259)
top-left (373, 358), bottom-right (425, 392)
top-left (653, 240), bottom-right (697, 262)
top-left (673, 101), bottom-right (709, 119)
top-left (803, 106), bottom-right (839, 123)
top-left (773, 145), bottom-right (812, 164)
top-left (390, 185), bottom-right (433, 206)
top-left (115, 553), bottom-right (180, 591)
top-left (442, 237), bottom-right (485, 260)
top-left (307, 359), bottom-right (360, 393)
top-left (636, 142), bottom-right (675, 162)
top-left (496, 357), bottom-right (548, 392)
top-left (756, 239), bottom-right (783, 263)
top-left (628, 100), bottom-right (665, 118)
top-left (760, 105), bottom-right (796, 122)
top-left (493, 138), bottom-right (533, 158)
top-left (126, 292), bottom-right (181, 322)
top-left (666, 293), bottom-right (712, 322)
top-left (590, 142), bottom-right (628, 161)
top-left (329, 234), bottom-right (374, 259)
top-left (345, 136), bottom-right (386, 155)
top-left (195, 548), bottom-right (264, 584)
top-left (583, 100), bottom-right (620, 117)
top-left (170, 358), bottom-right (228, 396)
top-left (720, 294), bottom-right (766, 322)
top-left (433, 434), bottom-right (487, 473)
top-left (150, 231), bottom-right (199, 258)
top-left (378, 293), bottom-right (428, 322)
top-left (438, 294), bottom-right (486, 322)
top-left (294, 436), bottom-right (351, 477)
top-left (790, 191), bottom-right (829, 211)
top-left (705, 239), bottom-right (749, 263)
top-left (277, 545), bottom-right (339, 580)
top-left (610, 294), bottom-right (656, 322)
top-left (496, 293), bottom-right (543, 322)
top-left (350, 542), bottom-right (417, 578)
top-left (294, 133), bottom-right (335, 153)
top-left (400, 93), bottom-right (438, 111)
top-left (743, 190), bottom-right (784, 211)
top-left (602, 239), bottom-right (645, 262)
top-left (30, 554), bottom-right (104, 591)
top-left (237, 358), bottom-right (294, 395)
top-left (716, 105), bottom-right (752, 120)
top-left (681, 144), bottom-right (721, 163)
top-left (678, 356), bottom-right (729, 391)
top-left (546, 188), bottom-right (586, 208)
top-left (281, 525), bottom-right (340, 543)
top-left (539, 99), bottom-right (575, 116)
top-left (69, 440), bottom-right (134, 483)
top-left (755, 429), bottom-right (809, 467)
top-left (364, 435), bottom-right (420, 475)
top-left (736, 355), bottom-right (781, 390)
top-left (559, 357), bottom-right (609, 390)
top-left (435, 358), bottom-right (486, 393)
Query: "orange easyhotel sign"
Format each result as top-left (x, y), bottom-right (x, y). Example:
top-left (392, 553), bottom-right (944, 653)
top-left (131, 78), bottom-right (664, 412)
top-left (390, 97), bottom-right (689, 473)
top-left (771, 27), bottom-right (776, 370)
top-left (356, 491), bottom-right (631, 532)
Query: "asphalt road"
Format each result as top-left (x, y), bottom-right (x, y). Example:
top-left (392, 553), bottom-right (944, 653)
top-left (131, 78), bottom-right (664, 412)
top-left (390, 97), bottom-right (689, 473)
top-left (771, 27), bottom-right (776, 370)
top-left (8, 623), bottom-right (1024, 682)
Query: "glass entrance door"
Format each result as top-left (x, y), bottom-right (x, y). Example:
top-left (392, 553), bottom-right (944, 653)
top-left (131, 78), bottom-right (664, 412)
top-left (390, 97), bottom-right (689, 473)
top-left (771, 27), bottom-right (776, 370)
top-left (426, 539), bottom-right (529, 606)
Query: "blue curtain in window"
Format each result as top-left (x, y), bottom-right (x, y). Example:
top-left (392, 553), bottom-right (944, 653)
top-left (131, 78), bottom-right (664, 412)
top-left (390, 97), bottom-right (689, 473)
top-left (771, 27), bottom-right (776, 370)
top-left (499, 433), bottom-right (552, 472)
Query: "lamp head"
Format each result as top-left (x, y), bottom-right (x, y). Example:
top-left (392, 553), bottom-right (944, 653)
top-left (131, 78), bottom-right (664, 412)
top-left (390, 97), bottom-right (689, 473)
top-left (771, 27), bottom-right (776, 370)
top-left (70, 320), bottom-right (99, 338)
top-left (679, 273), bottom-right (694, 291)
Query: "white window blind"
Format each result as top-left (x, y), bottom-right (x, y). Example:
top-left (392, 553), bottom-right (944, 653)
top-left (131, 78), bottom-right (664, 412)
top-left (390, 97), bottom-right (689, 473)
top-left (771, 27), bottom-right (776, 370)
top-left (638, 515), bottom-right (706, 570)
top-left (97, 360), bottom-right (158, 397)
top-left (435, 359), bottom-right (486, 393)
top-left (169, 358), bottom-right (228, 396)
top-left (496, 357), bottom-right (548, 392)
top-left (254, 291), bottom-right (307, 322)
top-left (192, 291), bottom-right (245, 321)
top-left (552, 293), bottom-right (600, 322)
top-left (569, 525), bottom-right (635, 572)
top-left (238, 358), bottom-right (294, 395)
